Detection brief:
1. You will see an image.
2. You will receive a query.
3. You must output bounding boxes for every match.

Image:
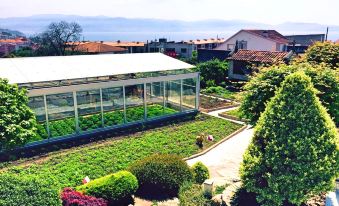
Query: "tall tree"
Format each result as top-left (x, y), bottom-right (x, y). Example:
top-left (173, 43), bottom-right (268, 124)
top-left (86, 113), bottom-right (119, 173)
top-left (240, 72), bottom-right (339, 206)
top-left (0, 79), bottom-right (38, 150)
top-left (33, 21), bottom-right (82, 56)
top-left (240, 63), bottom-right (339, 125)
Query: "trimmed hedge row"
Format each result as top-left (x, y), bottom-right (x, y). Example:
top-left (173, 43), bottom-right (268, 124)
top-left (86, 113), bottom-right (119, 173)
top-left (35, 104), bottom-right (177, 140)
top-left (76, 171), bottom-right (138, 204)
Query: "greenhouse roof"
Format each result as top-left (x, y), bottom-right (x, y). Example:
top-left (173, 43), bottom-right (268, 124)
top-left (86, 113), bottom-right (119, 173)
top-left (0, 53), bottom-right (195, 84)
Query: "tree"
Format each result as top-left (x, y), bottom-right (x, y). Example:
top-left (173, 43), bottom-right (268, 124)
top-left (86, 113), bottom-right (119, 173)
top-left (240, 72), bottom-right (339, 206)
top-left (33, 21), bottom-right (82, 56)
top-left (194, 59), bottom-right (228, 88)
top-left (240, 63), bottom-right (339, 125)
top-left (303, 41), bottom-right (339, 69)
top-left (0, 79), bottom-right (38, 150)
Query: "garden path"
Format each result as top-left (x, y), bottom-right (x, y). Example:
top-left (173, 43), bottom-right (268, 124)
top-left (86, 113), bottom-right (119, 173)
top-left (187, 107), bottom-right (253, 186)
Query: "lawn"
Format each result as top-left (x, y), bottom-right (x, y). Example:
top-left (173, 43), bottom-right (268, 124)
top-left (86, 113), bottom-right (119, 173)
top-left (0, 114), bottom-right (242, 205)
top-left (201, 86), bottom-right (244, 102)
top-left (221, 108), bottom-right (242, 119)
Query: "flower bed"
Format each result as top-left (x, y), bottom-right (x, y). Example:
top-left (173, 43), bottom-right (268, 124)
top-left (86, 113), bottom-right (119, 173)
top-left (219, 108), bottom-right (247, 122)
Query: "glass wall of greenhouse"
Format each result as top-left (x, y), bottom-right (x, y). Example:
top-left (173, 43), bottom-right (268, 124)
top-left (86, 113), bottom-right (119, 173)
top-left (28, 74), bottom-right (200, 142)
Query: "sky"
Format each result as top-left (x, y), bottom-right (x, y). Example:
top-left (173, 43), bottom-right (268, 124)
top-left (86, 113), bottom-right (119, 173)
top-left (0, 0), bottom-right (338, 25)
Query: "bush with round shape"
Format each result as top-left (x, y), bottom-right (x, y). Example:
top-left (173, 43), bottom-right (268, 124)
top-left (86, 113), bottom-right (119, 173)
top-left (240, 72), bottom-right (339, 206)
top-left (240, 63), bottom-right (339, 125)
top-left (0, 78), bottom-right (39, 150)
top-left (0, 173), bottom-right (61, 206)
top-left (191, 161), bottom-right (210, 184)
top-left (128, 154), bottom-right (193, 195)
top-left (76, 171), bottom-right (138, 203)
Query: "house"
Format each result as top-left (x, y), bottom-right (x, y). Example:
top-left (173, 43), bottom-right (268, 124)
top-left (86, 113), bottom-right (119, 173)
top-left (72, 42), bottom-right (128, 54)
top-left (0, 53), bottom-right (199, 142)
top-left (284, 34), bottom-right (325, 53)
top-left (103, 41), bottom-right (145, 53)
top-left (227, 49), bottom-right (293, 80)
top-left (146, 38), bottom-right (196, 58)
top-left (215, 30), bottom-right (289, 52)
top-left (185, 38), bottom-right (226, 50)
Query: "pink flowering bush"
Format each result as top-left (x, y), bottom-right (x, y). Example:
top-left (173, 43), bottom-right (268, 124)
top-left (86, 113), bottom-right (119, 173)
top-left (61, 188), bottom-right (108, 206)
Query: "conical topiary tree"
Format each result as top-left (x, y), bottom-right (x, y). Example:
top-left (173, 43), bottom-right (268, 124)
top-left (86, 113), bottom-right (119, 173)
top-left (240, 72), bottom-right (339, 206)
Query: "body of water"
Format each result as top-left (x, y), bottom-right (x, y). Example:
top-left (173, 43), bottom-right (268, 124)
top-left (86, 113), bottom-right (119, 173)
top-left (80, 31), bottom-right (339, 42)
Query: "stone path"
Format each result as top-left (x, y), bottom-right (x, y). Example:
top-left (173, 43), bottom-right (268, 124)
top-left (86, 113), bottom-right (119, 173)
top-left (187, 107), bottom-right (253, 186)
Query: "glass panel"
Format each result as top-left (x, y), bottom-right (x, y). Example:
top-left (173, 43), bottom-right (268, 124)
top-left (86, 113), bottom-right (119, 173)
top-left (146, 82), bottom-right (164, 119)
top-left (77, 90), bottom-right (102, 132)
top-left (46, 93), bottom-right (75, 138)
top-left (125, 84), bottom-right (144, 122)
top-left (182, 78), bottom-right (197, 110)
top-left (28, 96), bottom-right (48, 140)
top-left (165, 80), bottom-right (181, 113)
top-left (102, 87), bottom-right (124, 127)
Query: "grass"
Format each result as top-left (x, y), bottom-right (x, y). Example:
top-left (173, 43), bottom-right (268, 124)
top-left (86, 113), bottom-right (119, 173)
top-left (0, 114), bottom-right (242, 204)
top-left (221, 108), bottom-right (243, 119)
top-left (201, 86), bottom-right (244, 101)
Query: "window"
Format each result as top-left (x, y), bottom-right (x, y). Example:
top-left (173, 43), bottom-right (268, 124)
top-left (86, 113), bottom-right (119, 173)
top-left (146, 82), bottom-right (165, 118)
top-left (46, 92), bottom-right (76, 137)
top-left (102, 87), bottom-right (124, 127)
top-left (165, 80), bottom-right (181, 113)
top-left (125, 84), bottom-right (145, 122)
top-left (181, 48), bottom-right (187, 53)
top-left (238, 41), bottom-right (247, 49)
top-left (227, 44), bottom-right (235, 50)
top-left (182, 78), bottom-right (197, 110)
top-left (28, 96), bottom-right (48, 139)
top-left (77, 90), bottom-right (102, 132)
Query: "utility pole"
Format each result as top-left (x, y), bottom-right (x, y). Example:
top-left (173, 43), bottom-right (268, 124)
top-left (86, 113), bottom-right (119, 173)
top-left (325, 27), bottom-right (329, 41)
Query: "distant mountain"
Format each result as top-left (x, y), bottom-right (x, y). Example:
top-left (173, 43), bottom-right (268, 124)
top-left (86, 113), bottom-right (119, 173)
top-left (0, 28), bottom-right (25, 37)
top-left (0, 14), bottom-right (338, 41)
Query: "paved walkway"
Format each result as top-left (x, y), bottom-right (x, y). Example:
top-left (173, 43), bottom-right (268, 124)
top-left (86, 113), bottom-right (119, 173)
top-left (187, 108), bottom-right (253, 185)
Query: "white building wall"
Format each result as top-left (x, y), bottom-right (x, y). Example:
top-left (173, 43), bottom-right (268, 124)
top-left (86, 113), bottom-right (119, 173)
top-left (215, 31), bottom-right (282, 51)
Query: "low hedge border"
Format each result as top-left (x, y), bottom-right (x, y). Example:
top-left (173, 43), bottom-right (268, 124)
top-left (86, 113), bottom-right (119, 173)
top-left (218, 113), bottom-right (249, 122)
top-left (183, 124), bottom-right (248, 161)
top-left (199, 103), bottom-right (240, 113)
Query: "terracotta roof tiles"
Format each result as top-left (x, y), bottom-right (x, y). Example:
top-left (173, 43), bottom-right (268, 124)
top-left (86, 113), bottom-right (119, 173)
top-left (228, 49), bottom-right (289, 63)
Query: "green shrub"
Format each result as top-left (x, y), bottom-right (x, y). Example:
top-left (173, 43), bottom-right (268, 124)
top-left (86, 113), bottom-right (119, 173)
top-left (192, 162), bottom-right (210, 184)
top-left (77, 171), bottom-right (138, 203)
top-left (240, 72), bottom-right (339, 206)
top-left (128, 154), bottom-right (193, 195)
top-left (303, 41), bottom-right (339, 69)
top-left (0, 78), bottom-right (38, 150)
top-left (178, 182), bottom-right (212, 206)
top-left (240, 63), bottom-right (339, 125)
top-left (194, 59), bottom-right (229, 88)
top-left (0, 173), bottom-right (61, 206)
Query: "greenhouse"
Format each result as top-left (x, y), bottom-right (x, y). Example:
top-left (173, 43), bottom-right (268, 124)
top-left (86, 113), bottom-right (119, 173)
top-left (0, 53), bottom-right (199, 144)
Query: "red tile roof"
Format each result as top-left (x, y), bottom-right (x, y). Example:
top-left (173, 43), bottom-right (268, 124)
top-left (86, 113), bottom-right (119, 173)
top-left (228, 49), bottom-right (289, 63)
top-left (243, 30), bottom-right (289, 44)
top-left (184, 38), bottom-right (226, 45)
top-left (73, 42), bottom-right (127, 53)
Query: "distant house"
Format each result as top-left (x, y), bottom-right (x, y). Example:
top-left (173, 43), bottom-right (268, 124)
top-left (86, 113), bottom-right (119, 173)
top-left (103, 41), bottom-right (145, 53)
top-left (72, 42), bottom-right (128, 54)
top-left (284, 34), bottom-right (325, 53)
top-left (146, 38), bottom-right (196, 58)
top-left (185, 38), bottom-right (226, 50)
top-left (215, 30), bottom-right (289, 52)
top-left (227, 49), bottom-right (293, 80)
top-left (0, 37), bottom-right (31, 57)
